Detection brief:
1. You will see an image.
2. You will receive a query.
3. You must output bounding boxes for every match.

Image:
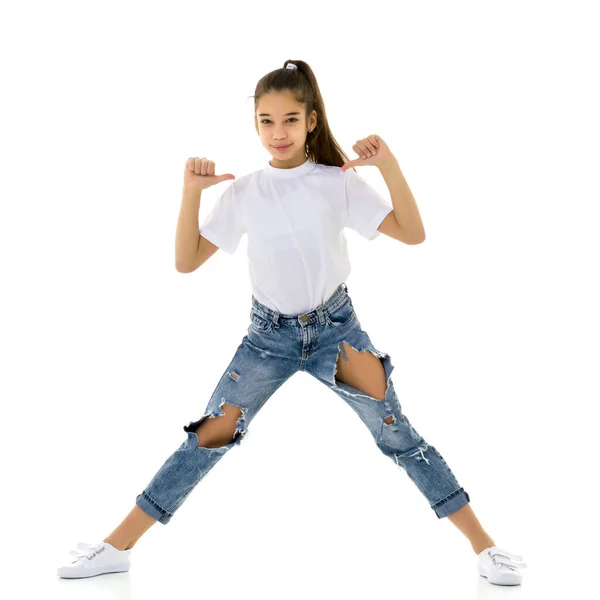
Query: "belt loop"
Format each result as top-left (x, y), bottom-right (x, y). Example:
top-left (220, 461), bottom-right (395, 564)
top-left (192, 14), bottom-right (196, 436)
top-left (273, 312), bottom-right (280, 328)
top-left (342, 282), bottom-right (348, 293)
top-left (317, 306), bottom-right (325, 325)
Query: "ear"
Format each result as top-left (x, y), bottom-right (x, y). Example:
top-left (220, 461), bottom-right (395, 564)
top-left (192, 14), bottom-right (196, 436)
top-left (308, 109), bottom-right (317, 132)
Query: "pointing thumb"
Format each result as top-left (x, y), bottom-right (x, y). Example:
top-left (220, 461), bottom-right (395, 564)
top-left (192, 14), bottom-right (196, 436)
top-left (216, 173), bottom-right (235, 183)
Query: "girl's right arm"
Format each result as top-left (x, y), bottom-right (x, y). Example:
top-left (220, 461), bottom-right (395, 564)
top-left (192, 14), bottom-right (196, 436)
top-left (175, 157), bottom-right (235, 272)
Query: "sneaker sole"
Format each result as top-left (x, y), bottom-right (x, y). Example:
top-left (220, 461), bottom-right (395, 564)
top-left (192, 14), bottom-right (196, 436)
top-left (479, 573), bottom-right (522, 585)
top-left (57, 564), bottom-right (130, 579)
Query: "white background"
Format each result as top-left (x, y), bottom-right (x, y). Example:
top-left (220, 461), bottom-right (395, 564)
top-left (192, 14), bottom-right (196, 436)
top-left (2, 1), bottom-right (598, 598)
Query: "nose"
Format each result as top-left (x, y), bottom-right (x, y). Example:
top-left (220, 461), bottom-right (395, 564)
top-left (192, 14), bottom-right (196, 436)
top-left (273, 127), bottom-right (287, 141)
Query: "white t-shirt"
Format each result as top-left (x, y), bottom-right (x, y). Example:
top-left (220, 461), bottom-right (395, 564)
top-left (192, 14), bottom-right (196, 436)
top-left (200, 158), bottom-right (393, 315)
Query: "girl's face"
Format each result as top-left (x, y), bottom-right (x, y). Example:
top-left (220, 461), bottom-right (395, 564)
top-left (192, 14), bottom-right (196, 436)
top-left (255, 90), bottom-right (317, 169)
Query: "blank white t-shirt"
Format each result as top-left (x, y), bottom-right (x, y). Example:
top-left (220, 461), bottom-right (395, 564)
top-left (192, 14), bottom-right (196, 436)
top-left (200, 158), bottom-right (393, 315)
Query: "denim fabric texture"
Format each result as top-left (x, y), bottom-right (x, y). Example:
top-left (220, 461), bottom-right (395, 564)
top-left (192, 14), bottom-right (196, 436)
top-left (136, 283), bottom-right (470, 523)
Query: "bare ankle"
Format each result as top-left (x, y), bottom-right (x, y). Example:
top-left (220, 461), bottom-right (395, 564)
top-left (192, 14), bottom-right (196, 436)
top-left (104, 537), bottom-right (131, 552)
top-left (472, 536), bottom-right (496, 555)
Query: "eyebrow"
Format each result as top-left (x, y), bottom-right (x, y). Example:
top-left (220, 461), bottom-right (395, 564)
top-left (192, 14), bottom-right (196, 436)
top-left (257, 112), bottom-right (301, 117)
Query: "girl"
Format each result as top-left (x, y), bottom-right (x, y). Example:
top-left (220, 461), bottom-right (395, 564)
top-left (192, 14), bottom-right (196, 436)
top-left (58, 60), bottom-right (527, 585)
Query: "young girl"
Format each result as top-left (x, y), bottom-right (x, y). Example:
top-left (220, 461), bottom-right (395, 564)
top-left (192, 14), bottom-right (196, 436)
top-left (58, 60), bottom-right (527, 585)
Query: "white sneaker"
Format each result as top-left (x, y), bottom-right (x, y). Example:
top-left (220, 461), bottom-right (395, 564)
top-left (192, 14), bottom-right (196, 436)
top-left (57, 541), bottom-right (131, 579)
top-left (477, 545), bottom-right (528, 585)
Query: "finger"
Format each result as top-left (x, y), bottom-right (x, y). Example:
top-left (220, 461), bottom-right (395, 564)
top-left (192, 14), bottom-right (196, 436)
top-left (356, 141), bottom-right (371, 158)
top-left (207, 161), bottom-right (215, 176)
top-left (368, 134), bottom-right (380, 148)
top-left (352, 144), bottom-right (362, 159)
top-left (363, 139), bottom-right (378, 153)
top-left (353, 143), bottom-right (366, 159)
top-left (201, 158), bottom-right (209, 176)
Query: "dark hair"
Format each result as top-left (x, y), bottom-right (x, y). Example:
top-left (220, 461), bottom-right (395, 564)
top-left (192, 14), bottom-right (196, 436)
top-left (252, 60), bottom-right (356, 172)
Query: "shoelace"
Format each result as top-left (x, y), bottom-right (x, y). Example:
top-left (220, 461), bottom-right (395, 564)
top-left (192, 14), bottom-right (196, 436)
top-left (488, 547), bottom-right (528, 571)
top-left (69, 542), bottom-right (105, 561)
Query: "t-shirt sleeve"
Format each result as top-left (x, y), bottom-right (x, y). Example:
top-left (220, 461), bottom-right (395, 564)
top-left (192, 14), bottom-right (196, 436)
top-left (343, 168), bottom-right (394, 240)
top-left (199, 182), bottom-right (245, 255)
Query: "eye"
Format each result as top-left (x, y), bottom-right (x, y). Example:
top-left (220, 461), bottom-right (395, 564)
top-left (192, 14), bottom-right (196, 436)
top-left (260, 118), bottom-right (298, 125)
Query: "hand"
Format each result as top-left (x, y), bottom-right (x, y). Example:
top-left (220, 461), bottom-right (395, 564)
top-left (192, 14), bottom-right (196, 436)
top-left (183, 157), bottom-right (235, 192)
top-left (341, 134), bottom-right (396, 172)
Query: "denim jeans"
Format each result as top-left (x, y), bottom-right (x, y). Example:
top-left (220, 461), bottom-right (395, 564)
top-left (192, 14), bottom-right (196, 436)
top-left (136, 282), bottom-right (470, 524)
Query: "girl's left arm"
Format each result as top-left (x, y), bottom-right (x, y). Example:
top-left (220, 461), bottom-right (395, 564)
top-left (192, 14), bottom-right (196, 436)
top-left (342, 134), bottom-right (426, 244)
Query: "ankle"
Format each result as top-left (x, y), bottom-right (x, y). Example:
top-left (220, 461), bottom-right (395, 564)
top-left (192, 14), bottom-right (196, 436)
top-left (472, 536), bottom-right (496, 555)
top-left (104, 537), bottom-right (132, 552)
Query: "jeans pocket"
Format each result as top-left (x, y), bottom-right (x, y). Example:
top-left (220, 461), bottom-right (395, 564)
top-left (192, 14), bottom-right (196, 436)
top-left (249, 310), bottom-right (273, 333)
top-left (325, 298), bottom-right (356, 327)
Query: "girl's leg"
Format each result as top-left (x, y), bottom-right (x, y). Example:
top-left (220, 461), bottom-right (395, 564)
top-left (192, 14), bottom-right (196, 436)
top-left (331, 339), bottom-right (496, 554)
top-left (445, 503), bottom-right (496, 554)
top-left (104, 505), bottom-right (158, 551)
top-left (104, 330), bottom-right (299, 548)
top-left (104, 404), bottom-right (244, 550)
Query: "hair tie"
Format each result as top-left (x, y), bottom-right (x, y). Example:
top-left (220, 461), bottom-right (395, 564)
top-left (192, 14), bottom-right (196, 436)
top-left (286, 63), bottom-right (297, 70)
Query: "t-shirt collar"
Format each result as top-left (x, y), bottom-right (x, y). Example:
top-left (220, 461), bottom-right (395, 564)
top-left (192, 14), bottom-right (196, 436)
top-left (263, 158), bottom-right (316, 179)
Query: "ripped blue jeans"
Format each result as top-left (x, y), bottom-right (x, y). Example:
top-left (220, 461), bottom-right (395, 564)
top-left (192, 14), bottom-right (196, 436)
top-left (136, 282), bottom-right (470, 523)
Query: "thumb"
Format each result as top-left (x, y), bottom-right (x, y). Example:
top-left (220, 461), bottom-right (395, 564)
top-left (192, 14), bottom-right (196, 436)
top-left (214, 173), bottom-right (236, 183)
top-left (341, 161), bottom-right (358, 172)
